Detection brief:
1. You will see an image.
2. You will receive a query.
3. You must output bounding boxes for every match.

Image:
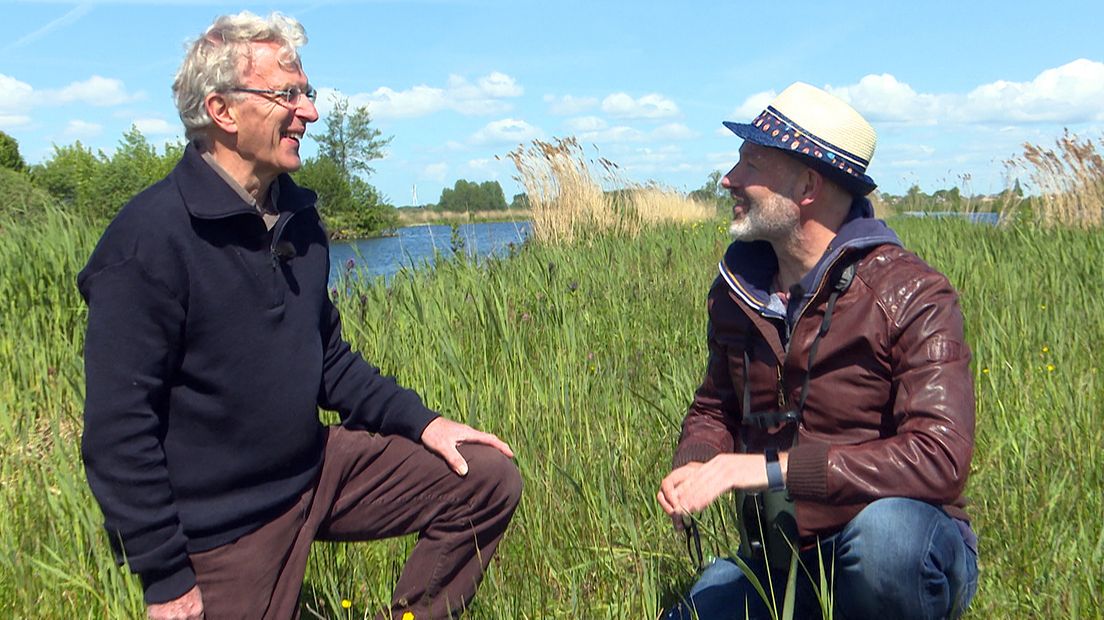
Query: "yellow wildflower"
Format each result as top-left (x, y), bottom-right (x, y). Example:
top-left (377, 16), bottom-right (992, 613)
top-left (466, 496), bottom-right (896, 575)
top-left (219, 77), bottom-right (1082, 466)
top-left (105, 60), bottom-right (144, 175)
top-left (1047, 364), bottom-right (1056, 373)
top-left (341, 599), bottom-right (352, 609)
top-left (402, 613), bottom-right (415, 620)
top-left (982, 368), bottom-right (990, 374)
top-left (1042, 345), bottom-right (1049, 353)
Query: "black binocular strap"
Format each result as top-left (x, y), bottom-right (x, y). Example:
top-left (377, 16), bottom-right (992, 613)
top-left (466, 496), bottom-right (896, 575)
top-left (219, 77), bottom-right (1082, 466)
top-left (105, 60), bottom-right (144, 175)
top-left (742, 262), bottom-right (856, 433)
top-left (681, 262), bottom-right (855, 570)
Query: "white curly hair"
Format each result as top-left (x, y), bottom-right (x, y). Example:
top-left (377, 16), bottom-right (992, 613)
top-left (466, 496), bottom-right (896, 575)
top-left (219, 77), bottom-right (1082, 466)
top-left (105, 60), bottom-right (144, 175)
top-left (172, 11), bottom-right (307, 141)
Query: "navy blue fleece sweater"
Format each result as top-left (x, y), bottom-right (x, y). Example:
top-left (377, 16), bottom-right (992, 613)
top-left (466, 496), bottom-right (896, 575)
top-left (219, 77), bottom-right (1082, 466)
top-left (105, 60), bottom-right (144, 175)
top-left (78, 143), bottom-right (439, 603)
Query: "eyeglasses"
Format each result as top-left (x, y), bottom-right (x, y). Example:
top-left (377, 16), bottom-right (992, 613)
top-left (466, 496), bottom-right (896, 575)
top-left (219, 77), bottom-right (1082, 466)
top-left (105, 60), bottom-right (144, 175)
top-left (228, 85), bottom-right (317, 107)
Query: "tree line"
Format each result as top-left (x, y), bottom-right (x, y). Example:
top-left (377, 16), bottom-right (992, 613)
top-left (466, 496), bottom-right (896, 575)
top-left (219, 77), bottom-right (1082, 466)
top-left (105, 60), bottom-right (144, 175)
top-left (0, 97), bottom-right (401, 238)
top-left (2, 96), bottom-right (532, 237)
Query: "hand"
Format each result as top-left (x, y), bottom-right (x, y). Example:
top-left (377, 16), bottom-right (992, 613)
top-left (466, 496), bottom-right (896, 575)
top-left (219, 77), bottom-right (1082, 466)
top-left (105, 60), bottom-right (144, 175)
top-left (147, 585), bottom-right (203, 620)
top-left (658, 454), bottom-right (770, 520)
top-left (657, 462), bottom-right (702, 530)
top-left (420, 417), bottom-right (514, 476)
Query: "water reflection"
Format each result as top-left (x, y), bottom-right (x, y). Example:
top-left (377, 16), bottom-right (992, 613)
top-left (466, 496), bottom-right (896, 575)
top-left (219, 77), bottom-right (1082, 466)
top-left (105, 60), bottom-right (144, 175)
top-left (329, 221), bottom-right (532, 285)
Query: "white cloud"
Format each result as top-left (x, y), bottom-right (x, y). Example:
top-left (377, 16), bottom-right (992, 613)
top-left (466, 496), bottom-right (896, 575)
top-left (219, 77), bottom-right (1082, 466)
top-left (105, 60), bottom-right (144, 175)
top-left (958, 58), bottom-right (1104, 123)
top-left (728, 59), bottom-right (1104, 129)
top-left (350, 85), bottom-right (447, 119)
top-left (575, 122), bottom-right (695, 144)
top-left (827, 74), bottom-right (940, 124)
top-left (0, 114), bottom-right (31, 129)
top-left (422, 162), bottom-right (449, 182)
top-left (544, 94), bottom-right (599, 115)
top-left (470, 118), bottom-right (542, 145)
top-left (731, 89), bottom-right (776, 120)
top-left (477, 72), bottom-right (523, 97)
top-left (579, 125), bottom-right (645, 143)
top-left (347, 72), bottom-right (523, 120)
top-left (601, 92), bottom-right (679, 119)
top-left (467, 158), bottom-right (502, 174)
top-left (611, 145), bottom-right (696, 176)
top-left (62, 120), bottom-right (102, 139)
top-left (53, 76), bottom-right (140, 107)
top-left (651, 123), bottom-right (698, 140)
top-left (564, 115), bottom-right (607, 132)
top-left (0, 74), bottom-right (35, 115)
top-left (133, 118), bottom-right (177, 136)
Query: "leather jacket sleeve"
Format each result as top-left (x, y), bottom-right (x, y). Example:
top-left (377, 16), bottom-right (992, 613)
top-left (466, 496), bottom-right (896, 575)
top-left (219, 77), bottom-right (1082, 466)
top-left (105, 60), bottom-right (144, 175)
top-left (674, 303), bottom-right (742, 468)
top-left (787, 264), bottom-right (976, 506)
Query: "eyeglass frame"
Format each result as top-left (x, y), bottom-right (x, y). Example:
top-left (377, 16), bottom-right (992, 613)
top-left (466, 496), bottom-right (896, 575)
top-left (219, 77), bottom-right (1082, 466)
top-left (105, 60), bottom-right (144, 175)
top-left (227, 85), bottom-right (317, 107)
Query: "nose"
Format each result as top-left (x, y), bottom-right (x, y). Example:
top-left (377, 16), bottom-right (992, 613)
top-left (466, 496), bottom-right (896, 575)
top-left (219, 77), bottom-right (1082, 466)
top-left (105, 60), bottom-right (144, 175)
top-left (721, 165), bottom-right (738, 189)
top-left (297, 96), bottom-right (320, 123)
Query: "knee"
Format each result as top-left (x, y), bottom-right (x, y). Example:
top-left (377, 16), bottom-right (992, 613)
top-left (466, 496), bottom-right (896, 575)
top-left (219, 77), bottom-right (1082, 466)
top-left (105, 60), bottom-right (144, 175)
top-left (835, 498), bottom-right (971, 620)
top-left (458, 444), bottom-right (522, 513)
top-left (840, 498), bottom-right (947, 566)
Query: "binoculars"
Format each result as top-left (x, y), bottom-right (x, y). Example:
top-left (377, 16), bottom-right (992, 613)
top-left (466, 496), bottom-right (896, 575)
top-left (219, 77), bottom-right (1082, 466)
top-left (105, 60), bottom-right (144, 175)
top-left (737, 487), bottom-right (799, 571)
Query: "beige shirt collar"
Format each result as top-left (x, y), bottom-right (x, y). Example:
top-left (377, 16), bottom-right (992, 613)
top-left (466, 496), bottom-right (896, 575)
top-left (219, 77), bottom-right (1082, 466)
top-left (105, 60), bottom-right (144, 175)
top-left (199, 150), bottom-right (281, 229)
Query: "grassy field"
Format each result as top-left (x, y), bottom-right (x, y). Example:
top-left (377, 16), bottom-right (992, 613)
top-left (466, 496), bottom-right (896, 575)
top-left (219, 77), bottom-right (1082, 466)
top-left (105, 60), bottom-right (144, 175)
top-left (1, 209), bottom-right (1101, 618)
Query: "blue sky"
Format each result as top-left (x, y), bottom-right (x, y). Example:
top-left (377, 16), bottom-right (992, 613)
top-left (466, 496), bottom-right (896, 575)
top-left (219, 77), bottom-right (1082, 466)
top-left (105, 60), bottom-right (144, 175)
top-left (3, 0), bottom-right (1103, 206)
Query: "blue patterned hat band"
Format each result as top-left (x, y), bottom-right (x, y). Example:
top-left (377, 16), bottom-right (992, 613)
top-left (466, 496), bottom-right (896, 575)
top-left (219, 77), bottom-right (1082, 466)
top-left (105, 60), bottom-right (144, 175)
top-left (753, 107), bottom-right (870, 177)
top-left (724, 82), bottom-right (878, 195)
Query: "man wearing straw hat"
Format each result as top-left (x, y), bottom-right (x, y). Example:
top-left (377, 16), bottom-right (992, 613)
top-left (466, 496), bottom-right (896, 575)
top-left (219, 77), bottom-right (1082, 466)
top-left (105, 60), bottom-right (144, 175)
top-left (658, 82), bottom-right (978, 619)
top-left (78, 12), bottom-right (520, 619)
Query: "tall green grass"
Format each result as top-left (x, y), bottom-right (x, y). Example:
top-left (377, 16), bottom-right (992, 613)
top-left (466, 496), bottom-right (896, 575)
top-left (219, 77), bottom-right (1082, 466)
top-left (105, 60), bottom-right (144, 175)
top-left (1, 211), bottom-right (1101, 618)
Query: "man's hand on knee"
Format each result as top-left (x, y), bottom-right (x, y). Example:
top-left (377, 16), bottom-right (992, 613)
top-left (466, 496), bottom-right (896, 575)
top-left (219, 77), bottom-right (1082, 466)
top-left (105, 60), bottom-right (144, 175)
top-left (420, 417), bottom-right (515, 476)
top-left (147, 585), bottom-right (203, 620)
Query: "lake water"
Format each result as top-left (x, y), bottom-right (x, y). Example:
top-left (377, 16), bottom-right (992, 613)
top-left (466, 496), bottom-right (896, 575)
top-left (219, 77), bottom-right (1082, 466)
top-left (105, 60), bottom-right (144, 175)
top-left (329, 221), bottom-right (532, 285)
top-left (902, 211), bottom-right (1001, 225)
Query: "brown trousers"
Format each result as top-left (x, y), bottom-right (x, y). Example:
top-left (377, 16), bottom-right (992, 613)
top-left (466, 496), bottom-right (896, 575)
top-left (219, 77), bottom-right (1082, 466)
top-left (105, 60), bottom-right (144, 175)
top-left (189, 426), bottom-right (522, 619)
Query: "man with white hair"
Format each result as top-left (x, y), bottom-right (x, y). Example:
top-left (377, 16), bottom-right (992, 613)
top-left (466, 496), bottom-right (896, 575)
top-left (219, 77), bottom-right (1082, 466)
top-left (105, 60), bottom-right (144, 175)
top-left (79, 12), bottom-right (520, 619)
top-left (658, 83), bottom-right (978, 619)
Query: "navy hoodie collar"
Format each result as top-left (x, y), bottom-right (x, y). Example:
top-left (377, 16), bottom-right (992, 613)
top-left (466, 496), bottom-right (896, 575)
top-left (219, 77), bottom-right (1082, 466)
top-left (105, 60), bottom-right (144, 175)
top-left (719, 196), bottom-right (901, 319)
top-left (174, 141), bottom-right (316, 220)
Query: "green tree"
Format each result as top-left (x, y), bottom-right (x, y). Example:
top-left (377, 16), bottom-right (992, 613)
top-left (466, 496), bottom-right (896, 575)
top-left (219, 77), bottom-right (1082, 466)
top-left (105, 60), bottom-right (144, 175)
top-left (0, 167), bottom-right (56, 219)
top-left (437, 179), bottom-right (507, 211)
top-left (299, 95), bottom-right (396, 237)
top-left (0, 131), bottom-right (26, 172)
top-left (509, 192), bottom-right (531, 210)
top-left (688, 170), bottom-right (728, 211)
top-left (30, 141), bottom-right (100, 209)
top-left (31, 127), bottom-right (183, 221)
top-left (312, 95), bottom-right (391, 177)
top-left (904, 184), bottom-right (927, 212)
top-left (293, 156), bottom-right (396, 238)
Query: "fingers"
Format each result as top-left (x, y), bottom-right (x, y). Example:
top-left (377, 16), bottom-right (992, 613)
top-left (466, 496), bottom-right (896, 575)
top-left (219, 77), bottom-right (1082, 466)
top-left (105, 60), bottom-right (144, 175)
top-left (657, 490), bottom-right (687, 531)
top-left (421, 417), bottom-right (516, 475)
top-left (462, 430), bottom-right (515, 459)
top-left (657, 475), bottom-right (687, 523)
top-left (441, 444), bottom-right (470, 477)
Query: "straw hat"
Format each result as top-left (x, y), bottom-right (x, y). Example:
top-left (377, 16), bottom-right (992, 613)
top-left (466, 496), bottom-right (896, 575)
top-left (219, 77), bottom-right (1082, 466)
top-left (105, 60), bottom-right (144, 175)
top-left (723, 82), bottom-right (877, 195)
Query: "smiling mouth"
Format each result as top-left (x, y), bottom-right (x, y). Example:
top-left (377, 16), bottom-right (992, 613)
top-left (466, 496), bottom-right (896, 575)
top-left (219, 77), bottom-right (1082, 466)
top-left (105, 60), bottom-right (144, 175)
top-left (282, 131), bottom-right (304, 145)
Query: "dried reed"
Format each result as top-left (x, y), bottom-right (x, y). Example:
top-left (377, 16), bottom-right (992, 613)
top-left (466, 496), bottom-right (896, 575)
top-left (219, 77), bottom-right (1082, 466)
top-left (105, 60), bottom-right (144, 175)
top-left (506, 137), bottom-right (711, 244)
top-left (1004, 130), bottom-right (1103, 228)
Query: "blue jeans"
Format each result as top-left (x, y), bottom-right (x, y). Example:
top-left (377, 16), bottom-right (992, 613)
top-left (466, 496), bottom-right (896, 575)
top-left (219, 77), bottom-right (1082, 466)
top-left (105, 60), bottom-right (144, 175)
top-left (665, 498), bottom-right (979, 620)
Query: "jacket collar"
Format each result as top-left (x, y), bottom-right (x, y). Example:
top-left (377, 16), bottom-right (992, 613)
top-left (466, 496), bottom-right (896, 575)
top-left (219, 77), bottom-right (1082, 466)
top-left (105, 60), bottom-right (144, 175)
top-left (719, 196), bottom-right (901, 318)
top-left (174, 141), bottom-right (317, 220)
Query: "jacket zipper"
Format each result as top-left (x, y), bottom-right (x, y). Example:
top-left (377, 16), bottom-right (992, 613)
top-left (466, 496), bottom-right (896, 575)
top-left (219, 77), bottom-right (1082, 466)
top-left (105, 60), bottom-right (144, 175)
top-left (777, 251), bottom-right (850, 415)
top-left (271, 209), bottom-right (301, 269)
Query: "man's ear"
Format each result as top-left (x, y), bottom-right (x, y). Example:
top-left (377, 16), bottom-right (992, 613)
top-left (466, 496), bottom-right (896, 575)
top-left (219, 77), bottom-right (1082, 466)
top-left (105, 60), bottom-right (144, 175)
top-left (794, 166), bottom-right (824, 208)
top-left (205, 92), bottom-right (239, 135)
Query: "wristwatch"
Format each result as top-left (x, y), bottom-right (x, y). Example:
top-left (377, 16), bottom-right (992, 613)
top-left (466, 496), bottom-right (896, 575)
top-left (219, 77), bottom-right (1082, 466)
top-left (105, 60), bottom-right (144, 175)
top-left (764, 447), bottom-right (785, 491)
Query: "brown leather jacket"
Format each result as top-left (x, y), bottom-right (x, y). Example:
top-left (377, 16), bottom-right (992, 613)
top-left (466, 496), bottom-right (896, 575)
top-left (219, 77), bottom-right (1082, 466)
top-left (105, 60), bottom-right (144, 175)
top-left (674, 215), bottom-right (975, 540)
